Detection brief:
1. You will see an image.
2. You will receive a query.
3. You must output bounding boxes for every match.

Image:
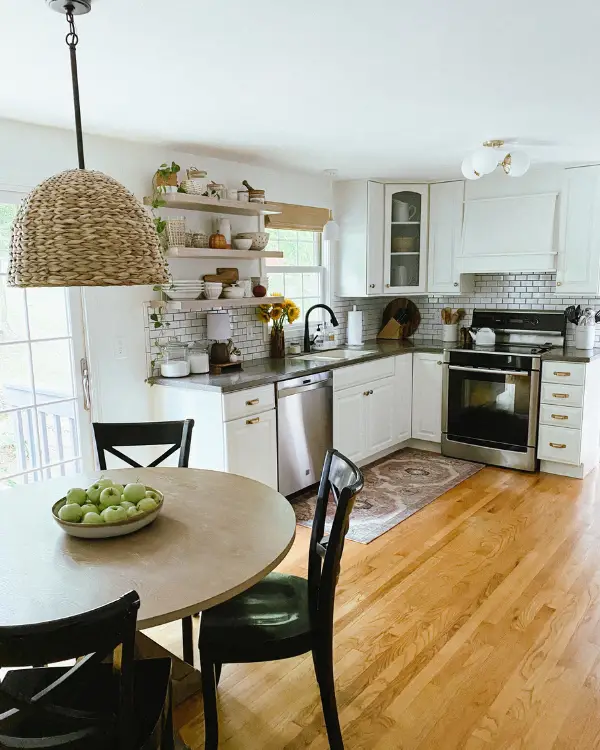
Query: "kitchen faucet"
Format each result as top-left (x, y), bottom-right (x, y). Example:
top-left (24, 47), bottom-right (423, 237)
top-left (304, 304), bottom-right (339, 352)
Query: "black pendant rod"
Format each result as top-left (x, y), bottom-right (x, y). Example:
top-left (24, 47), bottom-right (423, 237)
top-left (65, 5), bottom-right (85, 169)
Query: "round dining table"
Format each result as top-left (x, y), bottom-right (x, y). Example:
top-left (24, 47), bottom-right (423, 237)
top-left (0, 467), bottom-right (296, 630)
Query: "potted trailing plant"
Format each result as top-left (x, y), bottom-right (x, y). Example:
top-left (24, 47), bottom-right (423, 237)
top-left (257, 298), bottom-right (300, 358)
top-left (150, 162), bottom-right (180, 248)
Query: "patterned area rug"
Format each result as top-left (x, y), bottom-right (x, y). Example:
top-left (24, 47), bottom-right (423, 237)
top-left (292, 448), bottom-right (483, 544)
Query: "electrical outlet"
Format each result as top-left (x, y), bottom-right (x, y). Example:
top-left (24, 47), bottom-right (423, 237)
top-left (114, 337), bottom-right (127, 359)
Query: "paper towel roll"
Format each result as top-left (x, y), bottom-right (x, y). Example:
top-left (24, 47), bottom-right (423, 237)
top-left (347, 305), bottom-right (363, 346)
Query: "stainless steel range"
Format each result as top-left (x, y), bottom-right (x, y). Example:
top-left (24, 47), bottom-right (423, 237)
top-left (442, 309), bottom-right (566, 471)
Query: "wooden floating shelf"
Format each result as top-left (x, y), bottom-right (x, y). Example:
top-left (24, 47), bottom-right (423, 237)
top-left (152, 297), bottom-right (281, 312)
top-left (166, 247), bottom-right (283, 260)
top-left (143, 193), bottom-right (281, 216)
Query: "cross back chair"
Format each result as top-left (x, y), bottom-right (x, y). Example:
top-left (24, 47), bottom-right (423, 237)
top-left (199, 449), bottom-right (364, 749)
top-left (0, 591), bottom-right (173, 749)
top-left (92, 419), bottom-right (196, 665)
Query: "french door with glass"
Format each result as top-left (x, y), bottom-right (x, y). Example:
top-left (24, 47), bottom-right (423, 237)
top-left (0, 189), bottom-right (94, 489)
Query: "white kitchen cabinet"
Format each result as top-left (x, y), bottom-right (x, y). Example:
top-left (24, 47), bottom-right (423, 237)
top-left (366, 378), bottom-right (396, 455)
top-left (333, 383), bottom-right (367, 462)
top-left (411, 353), bottom-right (443, 442)
top-left (556, 166), bottom-right (600, 295)
top-left (224, 409), bottom-right (278, 489)
top-left (384, 184), bottom-right (428, 294)
top-left (335, 180), bottom-right (385, 297)
top-left (393, 351), bottom-right (413, 442)
top-left (428, 181), bottom-right (473, 295)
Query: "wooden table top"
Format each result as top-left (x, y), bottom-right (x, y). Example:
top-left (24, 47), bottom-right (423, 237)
top-left (0, 467), bottom-right (296, 629)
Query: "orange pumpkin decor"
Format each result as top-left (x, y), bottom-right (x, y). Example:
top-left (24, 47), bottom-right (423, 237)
top-left (209, 232), bottom-right (227, 249)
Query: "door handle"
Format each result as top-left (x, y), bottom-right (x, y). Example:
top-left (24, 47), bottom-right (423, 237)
top-left (549, 442), bottom-right (567, 449)
top-left (552, 393), bottom-right (569, 399)
top-left (246, 417), bottom-right (260, 425)
top-left (80, 357), bottom-right (91, 412)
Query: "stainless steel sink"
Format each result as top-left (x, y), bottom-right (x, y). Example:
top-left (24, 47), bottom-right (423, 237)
top-left (289, 349), bottom-right (373, 362)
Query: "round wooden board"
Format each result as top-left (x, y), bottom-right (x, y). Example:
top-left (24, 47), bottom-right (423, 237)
top-left (378, 297), bottom-right (421, 339)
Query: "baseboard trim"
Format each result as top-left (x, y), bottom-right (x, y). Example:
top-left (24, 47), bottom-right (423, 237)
top-left (540, 460), bottom-right (586, 479)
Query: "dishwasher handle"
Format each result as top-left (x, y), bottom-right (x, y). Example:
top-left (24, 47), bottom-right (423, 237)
top-left (277, 371), bottom-right (333, 399)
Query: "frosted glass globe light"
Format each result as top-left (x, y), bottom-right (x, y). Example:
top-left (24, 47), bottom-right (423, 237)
top-left (471, 147), bottom-right (500, 176)
top-left (323, 213), bottom-right (340, 242)
top-left (506, 149), bottom-right (531, 177)
top-left (461, 155), bottom-right (481, 181)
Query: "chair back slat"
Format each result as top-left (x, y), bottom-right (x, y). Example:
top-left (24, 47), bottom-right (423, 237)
top-left (307, 450), bottom-right (363, 633)
top-left (0, 591), bottom-right (139, 749)
top-left (93, 420), bottom-right (194, 470)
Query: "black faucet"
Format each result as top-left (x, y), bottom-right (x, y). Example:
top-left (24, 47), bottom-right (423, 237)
top-left (304, 304), bottom-right (339, 352)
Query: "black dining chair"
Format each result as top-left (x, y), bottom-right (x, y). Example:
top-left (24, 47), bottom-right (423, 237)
top-left (92, 419), bottom-right (196, 665)
top-left (0, 590), bottom-right (174, 750)
top-left (198, 449), bottom-right (364, 750)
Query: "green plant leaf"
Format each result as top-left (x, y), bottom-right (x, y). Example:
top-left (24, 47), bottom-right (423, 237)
top-left (150, 313), bottom-right (158, 321)
top-left (172, 162), bottom-right (180, 172)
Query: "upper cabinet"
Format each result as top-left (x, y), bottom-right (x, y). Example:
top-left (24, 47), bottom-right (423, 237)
top-left (428, 181), bottom-right (473, 295)
top-left (383, 184), bottom-right (428, 294)
top-left (556, 166), bottom-right (600, 295)
top-left (335, 180), bottom-right (385, 297)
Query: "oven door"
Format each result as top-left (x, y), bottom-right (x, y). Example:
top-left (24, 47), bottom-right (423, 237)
top-left (442, 364), bottom-right (539, 452)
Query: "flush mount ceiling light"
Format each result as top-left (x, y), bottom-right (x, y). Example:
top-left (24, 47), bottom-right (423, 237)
top-left (8, 0), bottom-right (169, 287)
top-left (322, 170), bottom-right (340, 242)
top-left (461, 140), bottom-right (531, 181)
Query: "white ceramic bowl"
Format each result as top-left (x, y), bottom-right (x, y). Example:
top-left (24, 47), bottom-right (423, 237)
top-left (52, 487), bottom-right (164, 539)
top-left (235, 232), bottom-right (270, 251)
top-left (232, 238), bottom-right (253, 251)
top-left (222, 286), bottom-right (245, 299)
top-left (203, 288), bottom-right (222, 300)
top-left (165, 290), bottom-right (201, 300)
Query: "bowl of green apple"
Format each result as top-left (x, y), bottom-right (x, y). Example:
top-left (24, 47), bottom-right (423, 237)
top-left (52, 479), bottom-right (164, 539)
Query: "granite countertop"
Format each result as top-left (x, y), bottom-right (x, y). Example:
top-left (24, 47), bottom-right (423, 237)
top-left (153, 339), bottom-right (447, 394)
top-left (152, 339), bottom-right (600, 394)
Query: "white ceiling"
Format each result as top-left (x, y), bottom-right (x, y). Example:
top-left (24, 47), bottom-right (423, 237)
top-left (2, 0), bottom-right (600, 179)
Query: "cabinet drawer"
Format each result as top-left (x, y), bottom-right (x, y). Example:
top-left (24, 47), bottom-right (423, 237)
top-left (222, 384), bottom-right (275, 422)
top-left (224, 409), bottom-right (278, 489)
top-left (540, 382), bottom-right (584, 407)
top-left (538, 425), bottom-right (581, 465)
top-left (333, 357), bottom-right (395, 391)
top-left (542, 361), bottom-right (585, 386)
top-left (539, 403), bottom-right (583, 430)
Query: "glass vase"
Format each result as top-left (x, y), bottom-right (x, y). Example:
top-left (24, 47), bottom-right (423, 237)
top-left (270, 328), bottom-right (285, 359)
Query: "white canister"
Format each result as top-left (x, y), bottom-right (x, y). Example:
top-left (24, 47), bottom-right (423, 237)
top-left (187, 343), bottom-right (210, 373)
top-left (160, 360), bottom-right (190, 378)
top-left (575, 325), bottom-right (596, 349)
top-left (226, 188), bottom-right (238, 200)
top-left (217, 218), bottom-right (232, 247)
top-left (442, 324), bottom-right (459, 343)
top-left (239, 279), bottom-right (253, 297)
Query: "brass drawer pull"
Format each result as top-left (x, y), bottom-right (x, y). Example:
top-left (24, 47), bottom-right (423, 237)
top-left (552, 393), bottom-right (569, 399)
top-left (246, 417), bottom-right (260, 425)
top-left (549, 442), bottom-right (567, 449)
top-left (553, 371), bottom-right (571, 377)
top-left (363, 390), bottom-right (374, 396)
top-left (246, 398), bottom-right (259, 406)
top-left (551, 414), bottom-right (568, 420)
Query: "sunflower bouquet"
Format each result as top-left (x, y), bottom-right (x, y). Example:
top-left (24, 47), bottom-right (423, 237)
top-left (257, 298), bottom-right (301, 330)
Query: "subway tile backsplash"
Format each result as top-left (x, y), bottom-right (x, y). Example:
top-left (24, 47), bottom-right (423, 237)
top-left (144, 272), bottom-right (599, 375)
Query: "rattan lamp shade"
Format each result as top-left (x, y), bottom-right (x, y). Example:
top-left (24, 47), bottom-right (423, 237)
top-left (8, 169), bottom-right (169, 287)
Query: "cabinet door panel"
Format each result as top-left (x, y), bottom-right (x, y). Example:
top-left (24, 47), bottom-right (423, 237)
top-left (224, 409), bottom-right (278, 489)
top-left (412, 354), bottom-right (443, 442)
top-left (333, 386), bottom-right (366, 462)
top-left (366, 378), bottom-right (396, 455)
top-left (367, 181), bottom-right (385, 295)
top-left (557, 166), bottom-right (600, 295)
top-left (394, 354), bottom-right (413, 442)
top-left (428, 181), bottom-right (465, 294)
top-left (384, 184), bottom-right (428, 294)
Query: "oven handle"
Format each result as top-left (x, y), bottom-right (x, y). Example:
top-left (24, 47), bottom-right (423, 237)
top-left (448, 365), bottom-right (531, 377)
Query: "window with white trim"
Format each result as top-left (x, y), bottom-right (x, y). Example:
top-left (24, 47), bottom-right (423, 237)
top-left (264, 229), bottom-right (327, 325)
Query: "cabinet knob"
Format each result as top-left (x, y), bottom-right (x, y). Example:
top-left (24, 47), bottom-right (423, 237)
top-left (437, 361), bottom-right (442, 365)
top-left (556, 281), bottom-right (562, 286)
top-left (386, 283), bottom-right (390, 288)
top-left (363, 391), bottom-right (369, 396)
top-left (369, 284), bottom-right (375, 289)
top-left (453, 282), bottom-right (459, 287)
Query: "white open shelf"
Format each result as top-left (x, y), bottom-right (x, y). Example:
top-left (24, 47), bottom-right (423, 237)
top-left (166, 247), bottom-right (283, 260)
top-left (144, 193), bottom-right (281, 216)
top-left (151, 297), bottom-right (280, 312)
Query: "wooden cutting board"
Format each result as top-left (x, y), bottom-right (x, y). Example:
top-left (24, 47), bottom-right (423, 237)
top-left (377, 298), bottom-right (421, 340)
top-left (203, 268), bottom-right (239, 284)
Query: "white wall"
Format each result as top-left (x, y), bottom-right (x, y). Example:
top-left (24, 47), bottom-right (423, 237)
top-left (0, 118), bottom-right (332, 423)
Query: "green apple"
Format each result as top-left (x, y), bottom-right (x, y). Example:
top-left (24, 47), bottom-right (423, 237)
top-left (137, 496), bottom-right (158, 514)
top-left (127, 506), bottom-right (143, 518)
top-left (66, 487), bottom-right (87, 505)
top-left (58, 503), bottom-right (83, 523)
top-left (82, 512), bottom-right (103, 524)
top-left (144, 489), bottom-right (161, 503)
top-left (80, 503), bottom-right (99, 516)
top-left (96, 478), bottom-right (113, 490)
top-left (123, 483), bottom-right (147, 504)
top-left (120, 500), bottom-right (136, 511)
top-left (86, 483), bottom-right (103, 503)
top-left (100, 505), bottom-right (128, 524)
top-left (112, 483), bottom-right (125, 495)
top-left (99, 486), bottom-right (122, 510)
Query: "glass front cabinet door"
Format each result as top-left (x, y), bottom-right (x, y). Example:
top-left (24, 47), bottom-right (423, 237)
top-left (383, 184), bottom-right (429, 294)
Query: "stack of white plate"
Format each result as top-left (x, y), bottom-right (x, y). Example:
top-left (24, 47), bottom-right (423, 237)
top-left (160, 280), bottom-right (205, 300)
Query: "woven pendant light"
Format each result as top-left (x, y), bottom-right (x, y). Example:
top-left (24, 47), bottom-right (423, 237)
top-left (8, 1), bottom-right (169, 288)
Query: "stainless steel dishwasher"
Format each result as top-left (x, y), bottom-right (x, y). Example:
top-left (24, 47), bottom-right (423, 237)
top-left (277, 371), bottom-right (333, 496)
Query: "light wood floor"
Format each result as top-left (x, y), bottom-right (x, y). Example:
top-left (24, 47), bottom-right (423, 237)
top-left (148, 466), bottom-right (600, 749)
